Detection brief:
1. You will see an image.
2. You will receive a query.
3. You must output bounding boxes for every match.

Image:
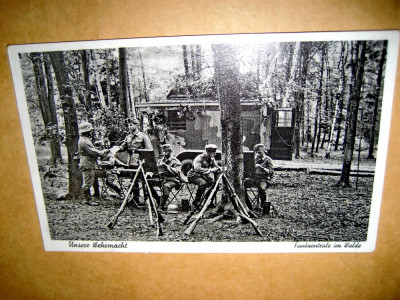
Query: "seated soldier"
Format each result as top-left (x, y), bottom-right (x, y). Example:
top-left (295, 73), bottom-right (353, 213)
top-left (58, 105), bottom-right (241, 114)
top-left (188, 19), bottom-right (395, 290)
top-left (98, 146), bottom-right (128, 199)
top-left (245, 143), bottom-right (274, 215)
top-left (156, 144), bottom-right (181, 211)
top-left (187, 144), bottom-right (221, 209)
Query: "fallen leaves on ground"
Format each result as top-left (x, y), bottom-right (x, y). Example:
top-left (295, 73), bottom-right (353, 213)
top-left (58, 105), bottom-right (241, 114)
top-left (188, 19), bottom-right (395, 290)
top-left (42, 166), bottom-right (372, 242)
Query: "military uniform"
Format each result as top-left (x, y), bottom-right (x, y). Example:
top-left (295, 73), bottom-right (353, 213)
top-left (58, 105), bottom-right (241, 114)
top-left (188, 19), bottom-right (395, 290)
top-left (119, 129), bottom-right (153, 166)
top-left (78, 122), bottom-right (105, 205)
top-left (119, 123), bottom-right (156, 205)
top-left (187, 145), bottom-right (220, 207)
top-left (157, 145), bottom-right (181, 210)
top-left (245, 144), bottom-right (274, 215)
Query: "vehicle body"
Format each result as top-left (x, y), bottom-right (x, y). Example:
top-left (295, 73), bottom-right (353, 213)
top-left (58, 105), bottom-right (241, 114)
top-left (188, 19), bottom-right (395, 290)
top-left (135, 96), bottom-right (295, 164)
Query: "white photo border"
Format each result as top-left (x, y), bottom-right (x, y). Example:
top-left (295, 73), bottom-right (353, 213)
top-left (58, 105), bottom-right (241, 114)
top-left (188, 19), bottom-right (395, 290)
top-left (8, 30), bottom-right (400, 253)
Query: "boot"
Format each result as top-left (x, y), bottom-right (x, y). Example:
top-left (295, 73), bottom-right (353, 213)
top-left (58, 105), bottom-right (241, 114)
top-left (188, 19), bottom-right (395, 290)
top-left (192, 188), bottom-right (204, 209)
top-left (245, 193), bottom-right (253, 211)
top-left (262, 202), bottom-right (271, 215)
top-left (160, 195), bottom-right (169, 211)
top-left (83, 189), bottom-right (99, 206)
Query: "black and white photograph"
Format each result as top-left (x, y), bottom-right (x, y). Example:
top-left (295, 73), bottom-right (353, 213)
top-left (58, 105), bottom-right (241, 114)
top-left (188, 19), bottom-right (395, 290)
top-left (7, 31), bottom-right (399, 252)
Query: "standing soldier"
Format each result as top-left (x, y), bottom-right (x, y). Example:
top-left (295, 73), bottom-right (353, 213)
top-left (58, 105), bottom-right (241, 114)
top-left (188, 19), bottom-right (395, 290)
top-left (245, 143), bottom-right (274, 215)
top-left (117, 117), bottom-right (153, 166)
top-left (116, 117), bottom-right (155, 205)
top-left (78, 121), bottom-right (107, 206)
top-left (157, 144), bottom-right (181, 211)
top-left (187, 144), bottom-right (221, 209)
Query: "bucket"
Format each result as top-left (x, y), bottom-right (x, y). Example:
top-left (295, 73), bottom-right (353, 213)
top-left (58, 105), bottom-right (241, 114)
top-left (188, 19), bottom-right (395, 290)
top-left (181, 199), bottom-right (190, 212)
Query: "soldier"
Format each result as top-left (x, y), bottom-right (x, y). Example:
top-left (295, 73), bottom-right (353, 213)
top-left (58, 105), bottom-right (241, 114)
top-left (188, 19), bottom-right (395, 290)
top-left (78, 121), bottom-right (107, 206)
top-left (187, 144), bottom-right (221, 209)
top-left (117, 117), bottom-right (153, 166)
top-left (157, 144), bottom-right (181, 211)
top-left (116, 117), bottom-right (155, 205)
top-left (245, 143), bottom-right (274, 215)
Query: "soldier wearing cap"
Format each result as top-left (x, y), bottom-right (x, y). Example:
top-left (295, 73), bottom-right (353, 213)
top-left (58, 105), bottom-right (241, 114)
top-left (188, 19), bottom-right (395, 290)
top-left (245, 143), bottom-right (274, 215)
top-left (187, 144), bottom-right (221, 208)
top-left (156, 144), bottom-right (181, 211)
top-left (78, 121), bottom-right (107, 206)
top-left (116, 117), bottom-right (154, 205)
top-left (117, 117), bottom-right (153, 165)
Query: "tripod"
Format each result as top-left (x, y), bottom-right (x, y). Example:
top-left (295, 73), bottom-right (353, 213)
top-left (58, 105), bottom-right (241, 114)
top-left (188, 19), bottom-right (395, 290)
top-left (184, 171), bottom-right (263, 236)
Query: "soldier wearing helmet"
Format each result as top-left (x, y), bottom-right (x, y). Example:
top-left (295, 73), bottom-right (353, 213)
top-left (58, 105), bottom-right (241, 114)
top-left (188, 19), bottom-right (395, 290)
top-left (245, 143), bottom-right (274, 215)
top-left (156, 144), bottom-right (181, 211)
top-left (187, 144), bottom-right (221, 209)
top-left (78, 121), bottom-right (107, 206)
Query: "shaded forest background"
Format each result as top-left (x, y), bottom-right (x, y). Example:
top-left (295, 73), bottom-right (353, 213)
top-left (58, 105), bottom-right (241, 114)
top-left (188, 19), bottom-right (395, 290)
top-left (20, 39), bottom-right (387, 196)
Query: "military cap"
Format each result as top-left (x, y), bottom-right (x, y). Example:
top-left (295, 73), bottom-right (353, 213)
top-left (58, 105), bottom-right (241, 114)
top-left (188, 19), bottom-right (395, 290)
top-left (126, 117), bottom-right (140, 125)
top-left (253, 143), bottom-right (266, 151)
top-left (161, 144), bottom-right (172, 151)
top-left (79, 121), bottom-right (93, 133)
top-left (205, 144), bottom-right (218, 152)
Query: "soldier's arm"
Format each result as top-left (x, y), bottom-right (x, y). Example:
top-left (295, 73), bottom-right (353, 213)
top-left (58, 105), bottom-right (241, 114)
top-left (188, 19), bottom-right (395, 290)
top-left (82, 139), bottom-right (104, 158)
top-left (169, 159), bottom-right (181, 175)
top-left (142, 133), bottom-right (153, 150)
top-left (193, 156), bottom-right (210, 174)
top-left (118, 137), bottom-right (128, 152)
top-left (260, 156), bottom-right (274, 172)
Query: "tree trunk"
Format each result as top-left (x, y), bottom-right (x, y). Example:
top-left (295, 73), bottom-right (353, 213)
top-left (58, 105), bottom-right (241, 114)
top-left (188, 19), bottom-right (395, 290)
top-left (294, 42), bottom-right (310, 158)
top-left (367, 40), bottom-right (387, 159)
top-left (119, 48), bottom-right (129, 117)
top-left (334, 43), bottom-right (348, 151)
top-left (137, 48), bottom-right (148, 103)
top-left (336, 41), bottom-right (366, 187)
top-left (325, 93), bottom-right (340, 158)
top-left (315, 48), bottom-right (326, 154)
top-left (190, 45), bottom-right (196, 80)
top-left (311, 50), bottom-right (325, 157)
top-left (49, 51), bottom-right (82, 197)
top-left (212, 44), bottom-right (245, 206)
top-left (80, 50), bottom-right (92, 115)
top-left (182, 45), bottom-right (191, 94)
top-left (31, 53), bottom-right (52, 127)
top-left (105, 49), bottom-right (112, 106)
top-left (196, 45), bottom-right (202, 76)
top-left (31, 53), bottom-right (62, 164)
top-left (44, 53), bottom-right (62, 164)
top-left (342, 42), bottom-right (356, 151)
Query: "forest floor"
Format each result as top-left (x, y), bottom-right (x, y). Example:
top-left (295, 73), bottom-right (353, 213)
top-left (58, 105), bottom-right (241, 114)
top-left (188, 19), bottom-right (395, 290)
top-left (39, 147), bottom-right (376, 242)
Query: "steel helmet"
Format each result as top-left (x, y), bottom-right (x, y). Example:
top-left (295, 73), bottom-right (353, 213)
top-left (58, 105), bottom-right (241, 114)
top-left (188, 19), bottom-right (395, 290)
top-left (167, 203), bottom-right (179, 214)
top-left (79, 122), bottom-right (93, 133)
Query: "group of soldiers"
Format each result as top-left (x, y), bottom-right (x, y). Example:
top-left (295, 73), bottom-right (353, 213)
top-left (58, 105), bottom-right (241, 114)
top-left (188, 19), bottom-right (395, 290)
top-left (77, 118), bottom-right (274, 215)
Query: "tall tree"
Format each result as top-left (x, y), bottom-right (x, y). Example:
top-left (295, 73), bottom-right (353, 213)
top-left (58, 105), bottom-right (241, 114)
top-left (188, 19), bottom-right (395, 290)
top-left (119, 48), bottom-right (130, 117)
top-left (294, 42), bottom-right (310, 158)
top-left (212, 44), bottom-right (245, 204)
top-left (49, 51), bottom-right (82, 197)
top-left (105, 49), bottom-right (112, 106)
top-left (336, 41), bottom-right (367, 187)
top-left (182, 45), bottom-right (191, 94)
top-left (367, 40), bottom-right (387, 159)
top-left (31, 52), bottom-right (62, 164)
top-left (334, 42), bottom-right (349, 151)
top-left (43, 53), bottom-right (62, 164)
top-left (311, 47), bottom-right (325, 157)
top-left (137, 48), bottom-right (148, 103)
top-left (80, 50), bottom-right (93, 117)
